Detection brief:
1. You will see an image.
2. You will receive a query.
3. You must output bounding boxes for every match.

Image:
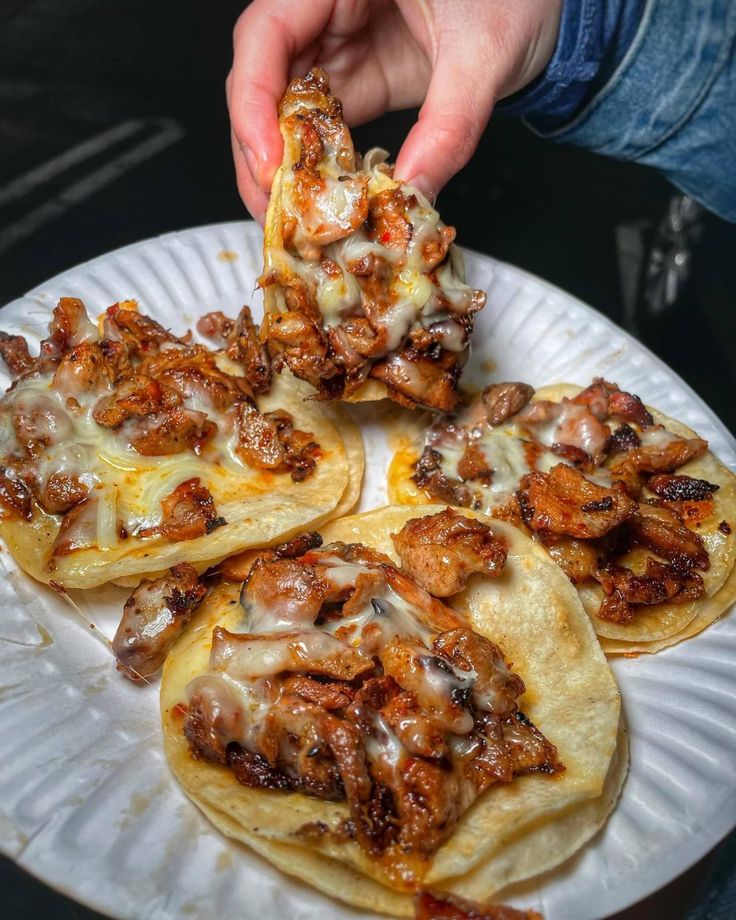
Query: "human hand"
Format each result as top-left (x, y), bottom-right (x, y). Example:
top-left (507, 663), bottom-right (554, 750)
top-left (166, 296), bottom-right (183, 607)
top-left (228, 0), bottom-right (562, 221)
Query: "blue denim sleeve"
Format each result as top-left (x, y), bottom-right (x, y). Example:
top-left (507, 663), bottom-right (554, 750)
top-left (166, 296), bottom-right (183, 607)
top-left (500, 0), bottom-right (646, 122)
top-left (511, 0), bottom-right (736, 222)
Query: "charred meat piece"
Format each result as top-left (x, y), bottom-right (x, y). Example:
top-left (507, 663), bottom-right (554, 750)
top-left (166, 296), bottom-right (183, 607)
top-left (240, 555), bottom-right (329, 631)
top-left (0, 331), bottom-right (35, 377)
top-left (624, 504), bottom-right (709, 571)
top-left (392, 509), bottom-right (507, 596)
top-left (413, 446), bottom-right (474, 507)
top-left (51, 342), bottom-right (115, 398)
top-left (482, 382), bottom-right (535, 426)
top-left (648, 474), bottom-right (719, 503)
top-left (367, 187), bottom-right (413, 251)
top-left (596, 559), bottom-right (705, 624)
top-left (12, 393), bottom-right (73, 459)
top-left (370, 351), bottom-right (459, 413)
top-left (605, 424), bottom-right (640, 456)
top-left (235, 399), bottom-right (319, 481)
top-left (104, 303), bottom-right (181, 356)
top-left (416, 889), bottom-right (543, 920)
top-left (537, 533), bottom-right (600, 584)
top-left (519, 464), bottom-right (636, 539)
top-left (610, 434), bottom-right (708, 478)
top-left (518, 399), bottom-right (610, 465)
top-left (51, 496), bottom-right (99, 557)
top-left (0, 466), bottom-right (32, 519)
top-left (266, 311), bottom-right (342, 392)
top-left (114, 563), bottom-right (207, 680)
top-left (141, 477), bottom-right (225, 541)
top-left (184, 673), bottom-right (249, 763)
top-left (433, 627), bottom-right (524, 719)
top-left (41, 297), bottom-right (98, 359)
top-left (92, 374), bottom-right (177, 428)
top-left (572, 378), bottom-right (654, 428)
top-left (129, 408), bottom-right (217, 456)
top-left (272, 531), bottom-right (323, 559)
top-left (140, 345), bottom-right (252, 412)
top-left (226, 305), bottom-right (272, 393)
top-left (37, 472), bottom-right (89, 515)
top-left (456, 444), bottom-right (494, 484)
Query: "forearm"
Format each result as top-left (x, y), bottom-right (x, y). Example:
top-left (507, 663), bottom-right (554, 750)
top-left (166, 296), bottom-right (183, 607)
top-left (506, 0), bottom-right (736, 222)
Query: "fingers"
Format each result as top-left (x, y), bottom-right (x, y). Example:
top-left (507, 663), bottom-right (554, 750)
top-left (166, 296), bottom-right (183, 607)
top-left (394, 37), bottom-right (498, 200)
top-left (230, 131), bottom-right (269, 225)
top-left (228, 0), bottom-right (334, 211)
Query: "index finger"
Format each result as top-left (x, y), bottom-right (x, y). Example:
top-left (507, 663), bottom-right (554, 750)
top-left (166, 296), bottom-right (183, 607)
top-left (229, 0), bottom-right (335, 194)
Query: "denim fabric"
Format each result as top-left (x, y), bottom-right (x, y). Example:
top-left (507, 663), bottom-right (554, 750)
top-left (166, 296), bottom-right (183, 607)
top-left (501, 0), bottom-right (646, 122)
top-left (526, 0), bottom-right (736, 222)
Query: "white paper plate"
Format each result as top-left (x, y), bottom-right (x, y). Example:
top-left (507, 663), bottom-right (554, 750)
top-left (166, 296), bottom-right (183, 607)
top-left (1, 221), bottom-right (735, 920)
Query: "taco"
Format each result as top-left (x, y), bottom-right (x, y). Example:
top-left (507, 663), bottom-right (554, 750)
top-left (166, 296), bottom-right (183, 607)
top-left (0, 297), bottom-right (361, 589)
top-left (388, 379), bottom-right (736, 654)
top-left (260, 68), bottom-right (486, 412)
top-left (161, 505), bottom-right (622, 914)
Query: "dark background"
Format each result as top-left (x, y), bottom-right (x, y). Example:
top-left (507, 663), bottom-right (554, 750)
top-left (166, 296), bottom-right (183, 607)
top-left (1, 2), bottom-right (735, 918)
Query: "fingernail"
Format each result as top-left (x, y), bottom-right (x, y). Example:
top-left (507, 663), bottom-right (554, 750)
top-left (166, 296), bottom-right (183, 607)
top-left (408, 174), bottom-right (436, 204)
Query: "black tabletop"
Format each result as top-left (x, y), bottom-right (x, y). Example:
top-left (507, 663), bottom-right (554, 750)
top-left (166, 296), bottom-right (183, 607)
top-left (1, 2), bottom-right (735, 919)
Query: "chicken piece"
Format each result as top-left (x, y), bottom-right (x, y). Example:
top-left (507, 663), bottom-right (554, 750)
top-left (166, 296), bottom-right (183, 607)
top-left (482, 382), bottom-right (535, 426)
top-left (605, 423), bottom-right (641, 456)
top-left (281, 675), bottom-right (354, 711)
top-left (211, 626), bottom-right (373, 681)
top-left (240, 555), bottom-right (329, 632)
top-left (140, 345), bottom-right (252, 412)
top-left (37, 471), bottom-right (89, 515)
top-left (392, 509), bottom-right (507, 597)
top-left (51, 497), bottom-right (98, 557)
top-left (225, 305), bottom-right (272, 393)
top-left (647, 474), bottom-right (719, 502)
top-left (184, 674), bottom-right (249, 763)
top-left (41, 297), bottom-right (98, 358)
top-left (413, 446), bottom-right (474, 507)
top-left (625, 504), bottom-right (709, 570)
top-left (104, 303), bottom-right (181, 356)
top-left (141, 477), bottom-right (225, 541)
top-left (235, 399), bottom-right (319, 481)
top-left (51, 342), bottom-right (115, 397)
top-left (456, 444), bottom-right (494, 484)
top-left (367, 187), bottom-right (413, 251)
top-left (0, 466), bottom-right (32, 519)
top-left (370, 351), bottom-right (459, 412)
top-left (113, 563), bottom-right (207, 680)
top-left (596, 559), bottom-right (705, 624)
top-left (610, 434), bottom-right (707, 477)
top-left (265, 310), bottom-right (342, 393)
top-left (518, 398), bottom-right (611, 465)
top-left (415, 890), bottom-right (543, 920)
top-left (262, 696), bottom-right (368, 802)
top-left (572, 378), bottom-right (654, 428)
top-left (0, 331), bottom-right (35, 377)
top-left (129, 408), bottom-right (217, 456)
top-left (13, 393), bottom-right (73, 458)
top-left (433, 627), bottom-right (524, 719)
top-left (381, 691), bottom-right (449, 760)
top-left (538, 533), bottom-right (600, 584)
top-left (92, 374), bottom-right (177, 428)
top-left (379, 636), bottom-right (474, 734)
top-left (519, 464), bottom-right (636, 539)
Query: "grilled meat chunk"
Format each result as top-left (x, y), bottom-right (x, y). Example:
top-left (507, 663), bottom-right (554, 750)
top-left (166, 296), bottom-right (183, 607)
top-left (235, 399), bottom-right (319, 481)
top-left (141, 478), bottom-right (225, 541)
top-left (114, 563), bottom-right (207, 680)
top-left (392, 509), bottom-right (507, 596)
top-left (519, 464), bottom-right (636, 539)
top-left (596, 559), bottom-right (705, 624)
top-left (482, 382), bottom-right (535, 426)
top-left (416, 890), bottom-right (542, 920)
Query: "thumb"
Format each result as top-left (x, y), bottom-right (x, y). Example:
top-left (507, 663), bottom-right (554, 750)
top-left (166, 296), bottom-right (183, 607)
top-left (394, 41), bottom-right (498, 199)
